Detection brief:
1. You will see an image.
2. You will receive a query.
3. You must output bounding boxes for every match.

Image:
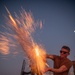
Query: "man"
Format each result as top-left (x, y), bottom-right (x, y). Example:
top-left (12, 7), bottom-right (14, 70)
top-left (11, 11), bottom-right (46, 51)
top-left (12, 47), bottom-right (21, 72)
top-left (45, 45), bottom-right (73, 75)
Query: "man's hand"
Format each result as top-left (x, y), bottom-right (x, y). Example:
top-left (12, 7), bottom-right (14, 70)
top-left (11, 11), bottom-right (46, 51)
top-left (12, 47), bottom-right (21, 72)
top-left (44, 68), bottom-right (52, 73)
top-left (44, 65), bottom-right (68, 73)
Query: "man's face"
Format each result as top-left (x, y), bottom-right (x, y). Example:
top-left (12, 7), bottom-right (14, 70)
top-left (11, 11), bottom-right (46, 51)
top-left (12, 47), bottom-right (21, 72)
top-left (60, 48), bottom-right (70, 58)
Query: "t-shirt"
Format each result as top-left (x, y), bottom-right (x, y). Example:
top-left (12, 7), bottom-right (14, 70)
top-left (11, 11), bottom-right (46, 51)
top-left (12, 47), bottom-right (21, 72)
top-left (53, 55), bottom-right (73, 75)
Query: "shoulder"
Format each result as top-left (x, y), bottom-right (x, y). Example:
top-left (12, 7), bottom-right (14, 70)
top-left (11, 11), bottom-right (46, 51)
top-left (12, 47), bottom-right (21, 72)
top-left (53, 55), bottom-right (60, 58)
top-left (52, 55), bottom-right (60, 60)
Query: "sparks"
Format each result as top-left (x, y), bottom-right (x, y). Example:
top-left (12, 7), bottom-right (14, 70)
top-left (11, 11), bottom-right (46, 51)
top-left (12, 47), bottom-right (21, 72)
top-left (0, 6), bottom-right (47, 75)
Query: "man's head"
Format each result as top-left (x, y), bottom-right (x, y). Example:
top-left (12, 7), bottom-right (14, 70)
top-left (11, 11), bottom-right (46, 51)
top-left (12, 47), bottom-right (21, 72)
top-left (60, 46), bottom-right (70, 58)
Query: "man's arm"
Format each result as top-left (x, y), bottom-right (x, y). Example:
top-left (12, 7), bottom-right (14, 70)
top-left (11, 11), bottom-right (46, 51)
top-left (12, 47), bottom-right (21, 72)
top-left (46, 54), bottom-right (54, 60)
top-left (45, 65), bottom-right (68, 73)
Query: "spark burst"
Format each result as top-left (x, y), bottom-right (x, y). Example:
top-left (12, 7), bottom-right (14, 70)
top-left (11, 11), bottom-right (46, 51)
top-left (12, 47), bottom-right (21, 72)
top-left (0, 7), bottom-right (47, 75)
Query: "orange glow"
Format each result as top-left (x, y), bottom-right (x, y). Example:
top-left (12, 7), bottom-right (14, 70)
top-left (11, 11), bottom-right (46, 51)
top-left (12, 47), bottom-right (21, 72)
top-left (9, 15), bottom-right (17, 28)
top-left (40, 21), bottom-right (43, 29)
top-left (0, 35), bottom-right (9, 55)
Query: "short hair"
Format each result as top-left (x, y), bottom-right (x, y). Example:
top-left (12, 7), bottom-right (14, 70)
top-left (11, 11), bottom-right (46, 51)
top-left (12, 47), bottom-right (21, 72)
top-left (61, 46), bottom-right (70, 52)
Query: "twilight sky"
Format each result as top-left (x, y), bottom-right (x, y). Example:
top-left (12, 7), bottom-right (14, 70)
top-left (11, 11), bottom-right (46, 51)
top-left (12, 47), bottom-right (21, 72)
top-left (0, 0), bottom-right (75, 75)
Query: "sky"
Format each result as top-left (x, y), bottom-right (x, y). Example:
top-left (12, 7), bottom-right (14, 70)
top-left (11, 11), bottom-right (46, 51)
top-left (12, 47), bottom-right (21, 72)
top-left (0, 0), bottom-right (75, 75)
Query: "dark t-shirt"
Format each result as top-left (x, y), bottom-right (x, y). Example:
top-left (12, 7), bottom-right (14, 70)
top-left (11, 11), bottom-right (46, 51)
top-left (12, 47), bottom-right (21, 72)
top-left (53, 55), bottom-right (72, 75)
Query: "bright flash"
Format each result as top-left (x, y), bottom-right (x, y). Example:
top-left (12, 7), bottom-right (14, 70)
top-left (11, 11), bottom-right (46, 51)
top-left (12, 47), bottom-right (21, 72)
top-left (35, 47), bottom-right (40, 56)
top-left (32, 45), bottom-right (46, 75)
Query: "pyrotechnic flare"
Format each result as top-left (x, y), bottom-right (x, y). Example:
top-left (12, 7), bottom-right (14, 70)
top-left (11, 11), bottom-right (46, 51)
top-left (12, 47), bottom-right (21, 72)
top-left (0, 6), bottom-right (47, 75)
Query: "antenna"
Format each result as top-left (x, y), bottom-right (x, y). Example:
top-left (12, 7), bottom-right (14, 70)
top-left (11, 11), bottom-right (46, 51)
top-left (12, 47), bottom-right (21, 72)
top-left (20, 60), bottom-right (26, 75)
